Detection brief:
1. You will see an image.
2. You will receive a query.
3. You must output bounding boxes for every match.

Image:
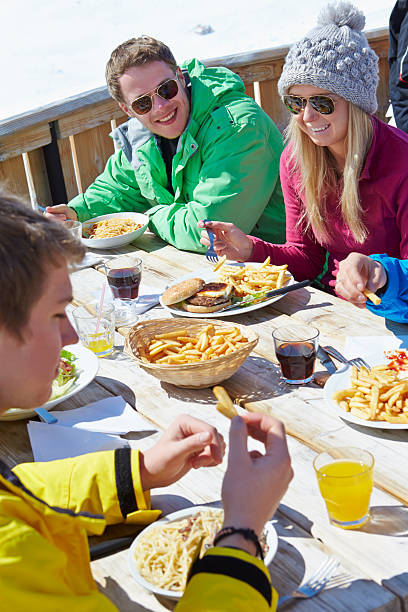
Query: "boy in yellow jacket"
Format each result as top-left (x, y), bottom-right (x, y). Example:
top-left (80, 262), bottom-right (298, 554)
top-left (0, 192), bottom-right (292, 611)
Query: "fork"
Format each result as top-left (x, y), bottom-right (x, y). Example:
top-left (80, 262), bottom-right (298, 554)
top-left (321, 345), bottom-right (370, 371)
top-left (277, 556), bottom-right (339, 607)
top-left (203, 219), bottom-right (219, 264)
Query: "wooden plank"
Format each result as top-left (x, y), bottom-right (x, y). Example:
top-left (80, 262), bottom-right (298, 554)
top-left (56, 99), bottom-right (127, 139)
top-left (69, 122), bottom-right (114, 193)
top-left (257, 77), bottom-right (290, 131)
top-left (0, 123), bottom-right (51, 161)
top-left (0, 156), bottom-right (30, 201)
top-left (24, 149), bottom-right (52, 205)
top-left (58, 137), bottom-right (79, 200)
top-left (245, 82), bottom-right (255, 100)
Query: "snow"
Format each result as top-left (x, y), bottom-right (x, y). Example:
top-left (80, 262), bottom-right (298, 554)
top-left (0, 0), bottom-right (395, 121)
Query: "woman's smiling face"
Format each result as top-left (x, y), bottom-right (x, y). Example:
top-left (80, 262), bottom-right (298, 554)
top-left (289, 84), bottom-right (349, 165)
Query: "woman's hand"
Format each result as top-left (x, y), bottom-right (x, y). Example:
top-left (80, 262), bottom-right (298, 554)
top-left (335, 253), bottom-right (387, 308)
top-left (140, 415), bottom-right (225, 490)
top-left (198, 220), bottom-right (254, 261)
top-left (221, 413), bottom-right (293, 539)
top-left (44, 204), bottom-right (78, 222)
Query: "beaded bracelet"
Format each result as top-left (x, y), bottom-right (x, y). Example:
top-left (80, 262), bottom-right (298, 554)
top-left (213, 526), bottom-right (264, 560)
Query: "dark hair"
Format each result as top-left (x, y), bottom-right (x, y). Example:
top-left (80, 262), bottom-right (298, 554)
top-left (106, 35), bottom-right (177, 104)
top-left (0, 191), bottom-right (85, 338)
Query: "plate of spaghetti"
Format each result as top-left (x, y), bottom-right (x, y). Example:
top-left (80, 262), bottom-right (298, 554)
top-left (128, 505), bottom-right (278, 599)
top-left (82, 212), bottom-right (149, 249)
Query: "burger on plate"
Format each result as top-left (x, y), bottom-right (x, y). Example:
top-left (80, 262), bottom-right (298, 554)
top-left (161, 278), bottom-right (234, 313)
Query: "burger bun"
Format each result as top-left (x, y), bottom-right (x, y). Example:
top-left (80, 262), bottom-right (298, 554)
top-left (161, 278), bottom-right (205, 306)
top-left (182, 299), bottom-right (232, 313)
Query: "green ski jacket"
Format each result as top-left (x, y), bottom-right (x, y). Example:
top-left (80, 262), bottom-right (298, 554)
top-left (69, 59), bottom-right (285, 252)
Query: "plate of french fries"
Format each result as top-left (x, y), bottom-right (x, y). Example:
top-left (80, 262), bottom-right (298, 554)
top-left (324, 355), bottom-right (408, 428)
top-left (161, 258), bottom-right (294, 318)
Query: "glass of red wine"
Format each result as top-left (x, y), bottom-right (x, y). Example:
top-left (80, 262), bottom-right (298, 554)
top-left (104, 255), bottom-right (142, 326)
top-left (272, 324), bottom-right (319, 384)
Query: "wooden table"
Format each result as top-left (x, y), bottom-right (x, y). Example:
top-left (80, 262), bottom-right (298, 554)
top-left (2, 231), bottom-right (408, 611)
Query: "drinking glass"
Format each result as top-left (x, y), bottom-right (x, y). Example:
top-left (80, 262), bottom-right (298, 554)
top-left (104, 255), bottom-right (142, 326)
top-left (313, 447), bottom-right (374, 529)
top-left (72, 302), bottom-right (115, 357)
top-left (272, 324), bottom-right (319, 384)
top-left (65, 220), bottom-right (82, 240)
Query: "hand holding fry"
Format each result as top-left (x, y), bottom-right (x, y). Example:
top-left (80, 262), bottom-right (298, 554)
top-left (213, 386), bottom-right (238, 419)
top-left (221, 413), bottom-right (293, 537)
top-left (197, 220), bottom-right (254, 261)
top-left (334, 253), bottom-right (387, 308)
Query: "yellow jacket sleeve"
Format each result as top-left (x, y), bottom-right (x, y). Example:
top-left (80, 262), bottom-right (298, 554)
top-left (177, 547), bottom-right (277, 611)
top-left (12, 448), bottom-right (161, 528)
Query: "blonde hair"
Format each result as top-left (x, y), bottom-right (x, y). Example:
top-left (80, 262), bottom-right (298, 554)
top-left (285, 103), bottom-right (373, 243)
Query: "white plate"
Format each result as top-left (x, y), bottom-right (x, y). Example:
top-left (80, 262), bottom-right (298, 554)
top-left (0, 344), bottom-right (99, 421)
top-left (128, 505), bottom-right (279, 600)
top-left (324, 354), bottom-right (408, 429)
top-left (160, 263), bottom-right (294, 318)
top-left (81, 212), bottom-right (149, 249)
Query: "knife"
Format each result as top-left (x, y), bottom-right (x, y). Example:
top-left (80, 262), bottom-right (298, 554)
top-left (317, 346), bottom-right (337, 374)
top-left (220, 279), bottom-right (311, 312)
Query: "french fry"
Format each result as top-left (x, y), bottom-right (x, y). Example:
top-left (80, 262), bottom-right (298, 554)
top-left (363, 289), bottom-right (381, 306)
top-left (332, 361), bottom-right (408, 423)
top-left (212, 255), bottom-right (227, 272)
top-left (213, 386), bottom-right (238, 419)
top-left (144, 326), bottom-right (249, 365)
top-left (216, 261), bottom-right (290, 298)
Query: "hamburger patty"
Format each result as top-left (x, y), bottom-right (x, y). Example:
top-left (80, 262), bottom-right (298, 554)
top-left (187, 294), bottom-right (230, 307)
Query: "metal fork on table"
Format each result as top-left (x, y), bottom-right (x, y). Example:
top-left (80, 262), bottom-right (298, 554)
top-left (277, 556), bottom-right (340, 607)
top-left (203, 219), bottom-right (219, 264)
top-left (321, 345), bottom-right (370, 371)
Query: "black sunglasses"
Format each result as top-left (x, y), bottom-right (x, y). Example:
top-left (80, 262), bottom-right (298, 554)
top-left (283, 94), bottom-right (337, 115)
top-left (130, 78), bottom-right (179, 115)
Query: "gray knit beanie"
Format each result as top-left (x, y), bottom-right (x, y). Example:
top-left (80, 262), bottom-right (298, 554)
top-left (277, 1), bottom-right (379, 114)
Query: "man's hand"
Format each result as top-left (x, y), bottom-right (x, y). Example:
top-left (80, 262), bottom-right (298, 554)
top-left (140, 415), bottom-right (225, 490)
top-left (197, 220), bottom-right (254, 261)
top-left (335, 253), bottom-right (387, 308)
top-left (44, 204), bottom-right (78, 222)
top-left (221, 413), bottom-right (293, 539)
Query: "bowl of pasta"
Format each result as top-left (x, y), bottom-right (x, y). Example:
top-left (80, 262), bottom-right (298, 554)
top-left (81, 212), bottom-right (149, 249)
top-left (128, 506), bottom-right (278, 599)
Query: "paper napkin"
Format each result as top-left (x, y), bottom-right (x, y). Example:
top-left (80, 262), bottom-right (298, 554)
top-left (27, 422), bottom-right (128, 461)
top-left (345, 335), bottom-right (408, 359)
top-left (50, 396), bottom-right (156, 435)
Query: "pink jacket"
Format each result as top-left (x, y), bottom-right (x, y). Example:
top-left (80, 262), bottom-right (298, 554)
top-left (250, 117), bottom-right (408, 288)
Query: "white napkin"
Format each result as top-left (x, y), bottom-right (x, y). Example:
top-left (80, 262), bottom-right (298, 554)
top-left (345, 336), bottom-right (408, 360)
top-left (132, 283), bottom-right (161, 314)
top-left (73, 252), bottom-right (104, 271)
top-left (27, 422), bottom-right (128, 461)
top-left (50, 396), bottom-right (156, 435)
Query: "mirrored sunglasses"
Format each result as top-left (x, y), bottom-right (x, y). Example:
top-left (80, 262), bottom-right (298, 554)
top-left (130, 78), bottom-right (179, 115)
top-left (283, 94), bottom-right (336, 115)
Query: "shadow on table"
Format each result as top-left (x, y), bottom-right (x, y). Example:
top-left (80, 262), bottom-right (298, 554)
top-left (97, 576), bottom-right (153, 612)
top-left (361, 505), bottom-right (408, 536)
top-left (95, 375), bottom-right (136, 407)
top-left (337, 418), bottom-right (408, 441)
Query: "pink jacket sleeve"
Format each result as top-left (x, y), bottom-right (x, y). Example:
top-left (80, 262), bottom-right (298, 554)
top-left (249, 149), bottom-right (327, 281)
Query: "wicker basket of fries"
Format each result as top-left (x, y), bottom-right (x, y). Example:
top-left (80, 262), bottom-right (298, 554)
top-left (124, 318), bottom-right (258, 388)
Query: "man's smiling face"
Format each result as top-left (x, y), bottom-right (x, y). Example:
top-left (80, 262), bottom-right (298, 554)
top-left (118, 60), bottom-right (190, 139)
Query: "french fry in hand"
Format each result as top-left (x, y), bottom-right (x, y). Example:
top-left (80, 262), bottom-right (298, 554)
top-left (363, 289), bottom-right (381, 306)
top-left (213, 386), bottom-right (238, 419)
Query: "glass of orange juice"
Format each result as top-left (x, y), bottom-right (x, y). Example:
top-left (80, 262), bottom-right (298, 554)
top-left (313, 447), bottom-right (374, 529)
top-left (72, 302), bottom-right (115, 358)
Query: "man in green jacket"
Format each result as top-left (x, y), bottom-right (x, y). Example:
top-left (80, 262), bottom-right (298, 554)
top-left (46, 36), bottom-right (285, 252)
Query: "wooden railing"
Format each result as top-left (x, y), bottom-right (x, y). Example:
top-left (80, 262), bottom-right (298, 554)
top-left (0, 28), bottom-right (390, 207)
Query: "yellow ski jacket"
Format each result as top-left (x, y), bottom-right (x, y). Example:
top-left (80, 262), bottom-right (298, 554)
top-left (0, 448), bottom-right (277, 611)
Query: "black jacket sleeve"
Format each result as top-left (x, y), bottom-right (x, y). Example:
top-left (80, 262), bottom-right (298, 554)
top-left (389, 1), bottom-right (408, 133)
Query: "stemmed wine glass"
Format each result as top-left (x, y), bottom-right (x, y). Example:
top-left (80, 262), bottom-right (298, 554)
top-left (104, 255), bottom-right (142, 326)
